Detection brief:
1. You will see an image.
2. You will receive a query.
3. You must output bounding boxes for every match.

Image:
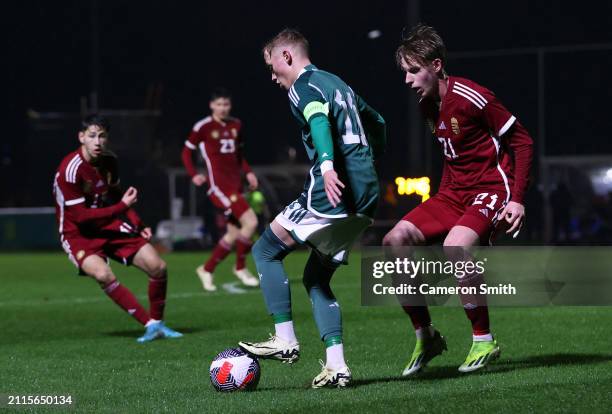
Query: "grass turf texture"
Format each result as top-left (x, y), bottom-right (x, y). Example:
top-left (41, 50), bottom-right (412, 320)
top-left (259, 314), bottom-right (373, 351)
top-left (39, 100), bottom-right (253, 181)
top-left (1, 251), bottom-right (611, 413)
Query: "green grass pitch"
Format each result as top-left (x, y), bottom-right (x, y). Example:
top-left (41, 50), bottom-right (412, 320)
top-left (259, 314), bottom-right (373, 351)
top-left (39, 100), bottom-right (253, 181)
top-left (2, 251), bottom-right (611, 412)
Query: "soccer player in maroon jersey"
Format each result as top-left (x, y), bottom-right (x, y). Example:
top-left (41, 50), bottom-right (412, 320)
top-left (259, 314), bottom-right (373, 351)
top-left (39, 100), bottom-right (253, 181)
top-left (385, 24), bottom-right (533, 375)
top-left (181, 88), bottom-right (260, 291)
top-left (53, 115), bottom-right (183, 343)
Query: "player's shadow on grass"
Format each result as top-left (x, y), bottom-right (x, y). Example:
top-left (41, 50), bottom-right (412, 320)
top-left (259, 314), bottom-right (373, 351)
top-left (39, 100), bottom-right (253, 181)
top-left (351, 353), bottom-right (612, 386)
top-left (104, 327), bottom-right (203, 337)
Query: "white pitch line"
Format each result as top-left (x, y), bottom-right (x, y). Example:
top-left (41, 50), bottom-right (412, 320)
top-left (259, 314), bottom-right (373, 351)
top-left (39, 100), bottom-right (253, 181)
top-left (0, 276), bottom-right (357, 308)
top-left (0, 289), bottom-right (260, 308)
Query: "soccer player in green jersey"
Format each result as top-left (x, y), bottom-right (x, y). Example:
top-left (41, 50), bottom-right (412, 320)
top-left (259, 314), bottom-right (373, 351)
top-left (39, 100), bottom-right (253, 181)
top-left (239, 29), bottom-right (386, 388)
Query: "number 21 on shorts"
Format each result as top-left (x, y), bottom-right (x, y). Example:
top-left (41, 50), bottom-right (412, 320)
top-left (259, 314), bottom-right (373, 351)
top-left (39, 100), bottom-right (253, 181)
top-left (473, 192), bottom-right (498, 210)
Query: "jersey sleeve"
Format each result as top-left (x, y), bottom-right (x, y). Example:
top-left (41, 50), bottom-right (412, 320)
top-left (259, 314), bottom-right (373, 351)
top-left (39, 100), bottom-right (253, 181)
top-left (503, 120), bottom-right (534, 204)
top-left (292, 78), bottom-right (334, 166)
top-left (181, 146), bottom-right (198, 178)
top-left (67, 201), bottom-right (129, 223)
top-left (479, 89), bottom-right (516, 138)
top-left (478, 89), bottom-right (533, 203)
top-left (125, 208), bottom-right (144, 229)
top-left (240, 157), bottom-right (252, 174)
top-left (292, 78), bottom-right (329, 123)
top-left (309, 116), bottom-right (335, 171)
top-left (182, 125), bottom-right (203, 178)
top-left (57, 168), bottom-right (87, 207)
top-left (186, 123), bottom-right (203, 150)
top-left (356, 94), bottom-right (386, 160)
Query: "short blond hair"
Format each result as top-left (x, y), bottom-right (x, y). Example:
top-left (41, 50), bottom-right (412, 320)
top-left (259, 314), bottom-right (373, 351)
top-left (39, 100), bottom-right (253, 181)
top-left (263, 28), bottom-right (310, 58)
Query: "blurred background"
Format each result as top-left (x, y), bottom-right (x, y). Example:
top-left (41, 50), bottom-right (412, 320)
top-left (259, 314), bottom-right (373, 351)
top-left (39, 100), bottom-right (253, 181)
top-left (4, 0), bottom-right (612, 249)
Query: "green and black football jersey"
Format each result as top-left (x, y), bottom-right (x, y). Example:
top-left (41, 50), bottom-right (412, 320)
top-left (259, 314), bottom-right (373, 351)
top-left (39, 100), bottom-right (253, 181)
top-left (288, 64), bottom-right (384, 218)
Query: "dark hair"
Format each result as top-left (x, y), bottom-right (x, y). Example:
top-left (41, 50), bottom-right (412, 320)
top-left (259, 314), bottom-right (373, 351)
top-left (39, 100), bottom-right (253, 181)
top-left (80, 114), bottom-right (110, 132)
top-left (396, 23), bottom-right (447, 69)
top-left (263, 28), bottom-right (309, 58)
top-left (210, 87), bottom-right (232, 102)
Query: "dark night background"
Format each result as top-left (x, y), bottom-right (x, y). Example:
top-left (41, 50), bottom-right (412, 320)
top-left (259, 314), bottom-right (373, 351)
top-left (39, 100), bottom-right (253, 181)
top-left (4, 1), bottom-right (612, 242)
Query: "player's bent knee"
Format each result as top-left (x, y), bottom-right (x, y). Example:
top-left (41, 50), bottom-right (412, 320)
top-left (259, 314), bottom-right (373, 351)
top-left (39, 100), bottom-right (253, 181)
top-left (391, 221), bottom-right (426, 246)
top-left (443, 226), bottom-right (479, 248)
top-left (154, 259), bottom-right (167, 276)
top-left (239, 210), bottom-right (258, 230)
top-left (222, 232), bottom-right (237, 246)
top-left (253, 226), bottom-right (291, 263)
top-left (90, 268), bottom-right (114, 284)
top-left (245, 212), bottom-right (258, 227)
top-left (243, 222), bottom-right (258, 236)
top-left (302, 251), bottom-right (336, 293)
top-left (383, 227), bottom-right (420, 247)
top-left (140, 255), bottom-right (166, 278)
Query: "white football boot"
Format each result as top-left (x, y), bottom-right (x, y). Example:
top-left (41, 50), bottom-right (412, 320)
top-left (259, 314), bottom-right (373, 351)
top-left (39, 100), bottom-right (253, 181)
top-left (233, 266), bottom-right (260, 287)
top-left (312, 361), bottom-right (352, 389)
top-left (196, 265), bottom-right (217, 292)
top-left (239, 334), bottom-right (300, 363)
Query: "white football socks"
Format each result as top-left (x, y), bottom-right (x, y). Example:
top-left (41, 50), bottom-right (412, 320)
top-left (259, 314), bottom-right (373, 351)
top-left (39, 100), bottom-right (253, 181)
top-left (326, 343), bottom-right (346, 370)
top-left (275, 321), bottom-right (297, 343)
top-left (473, 333), bottom-right (493, 342)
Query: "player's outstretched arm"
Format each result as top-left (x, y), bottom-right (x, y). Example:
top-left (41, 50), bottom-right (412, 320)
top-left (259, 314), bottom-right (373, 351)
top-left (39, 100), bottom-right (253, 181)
top-left (67, 187), bottom-right (137, 223)
top-left (356, 95), bottom-right (386, 159)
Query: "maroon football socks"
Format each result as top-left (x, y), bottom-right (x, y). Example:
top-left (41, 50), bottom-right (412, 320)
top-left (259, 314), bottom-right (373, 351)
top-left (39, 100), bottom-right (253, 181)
top-left (102, 278), bottom-right (150, 325)
top-left (204, 239), bottom-right (232, 272)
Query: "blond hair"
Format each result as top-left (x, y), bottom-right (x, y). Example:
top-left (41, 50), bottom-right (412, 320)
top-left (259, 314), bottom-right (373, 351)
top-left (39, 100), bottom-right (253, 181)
top-left (263, 28), bottom-right (310, 58)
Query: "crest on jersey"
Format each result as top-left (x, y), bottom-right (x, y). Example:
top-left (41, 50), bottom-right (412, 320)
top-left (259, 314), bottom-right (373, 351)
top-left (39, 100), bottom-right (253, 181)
top-left (231, 128), bottom-right (238, 138)
top-left (77, 250), bottom-right (85, 260)
top-left (230, 194), bottom-right (238, 202)
top-left (451, 117), bottom-right (460, 135)
top-left (211, 130), bottom-right (220, 139)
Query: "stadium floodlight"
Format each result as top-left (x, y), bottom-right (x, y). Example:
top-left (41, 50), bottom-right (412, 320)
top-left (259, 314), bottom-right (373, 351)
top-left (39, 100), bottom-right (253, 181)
top-left (367, 30), bottom-right (382, 39)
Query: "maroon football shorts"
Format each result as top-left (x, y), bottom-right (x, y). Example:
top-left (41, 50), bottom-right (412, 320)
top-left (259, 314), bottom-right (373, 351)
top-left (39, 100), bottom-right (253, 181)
top-left (402, 188), bottom-right (508, 243)
top-left (207, 187), bottom-right (250, 224)
top-left (61, 233), bottom-right (148, 273)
